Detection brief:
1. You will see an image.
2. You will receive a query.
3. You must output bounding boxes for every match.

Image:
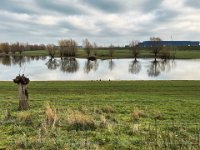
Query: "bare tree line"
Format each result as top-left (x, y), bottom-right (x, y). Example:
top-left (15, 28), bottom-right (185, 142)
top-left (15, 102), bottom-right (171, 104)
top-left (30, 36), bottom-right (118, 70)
top-left (0, 37), bottom-right (176, 61)
top-left (0, 42), bottom-right (46, 55)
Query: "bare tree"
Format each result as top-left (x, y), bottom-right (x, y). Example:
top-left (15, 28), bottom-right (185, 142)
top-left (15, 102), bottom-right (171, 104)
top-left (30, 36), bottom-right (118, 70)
top-left (46, 44), bottom-right (56, 59)
top-left (0, 43), bottom-right (10, 54)
top-left (160, 45), bottom-right (177, 60)
top-left (129, 40), bottom-right (140, 60)
top-left (160, 46), bottom-right (171, 60)
top-left (58, 39), bottom-right (77, 58)
top-left (83, 39), bottom-right (93, 57)
top-left (19, 43), bottom-right (26, 55)
top-left (150, 37), bottom-right (163, 61)
top-left (10, 42), bottom-right (19, 55)
top-left (93, 42), bottom-right (97, 56)
top-left (109, 44), bottom-right (114, 58)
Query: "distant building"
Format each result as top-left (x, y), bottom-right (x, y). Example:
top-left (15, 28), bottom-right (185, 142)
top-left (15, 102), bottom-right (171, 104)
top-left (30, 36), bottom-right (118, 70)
top-left (139, 41), bottom-right (200, 47)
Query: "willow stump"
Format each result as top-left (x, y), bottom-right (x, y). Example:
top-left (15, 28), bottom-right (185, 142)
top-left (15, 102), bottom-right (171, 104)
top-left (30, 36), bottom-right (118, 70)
top-left (13, 74), bottom-right (30, 110)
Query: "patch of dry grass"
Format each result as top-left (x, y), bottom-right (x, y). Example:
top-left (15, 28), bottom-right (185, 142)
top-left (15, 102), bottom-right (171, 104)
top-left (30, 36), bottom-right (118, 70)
top-left (18, 111), bottom-right (32, 124)
top-left (67, 110), bottom-right (96, 130)
top-left (96, 106), bottom-right (116, 114)
top-left (45, 103), bottom-right (58, 128)
top-left (132, 108), bottom-right (146, 121)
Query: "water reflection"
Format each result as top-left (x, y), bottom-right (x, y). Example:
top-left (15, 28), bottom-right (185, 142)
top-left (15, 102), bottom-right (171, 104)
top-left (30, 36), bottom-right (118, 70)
top-left (84, 60), bottom-right (99, 74)
top-left (60, 57), bottom-right (79, 73)
top-left (109, 59), bottom-right (115, 71)
top-left (0, 56), bottom-right (48, 67)
top-left (129, 60), bottom-right (141, 74)
top-left (0, 56), bottom-right (11, 66)
top-left (12, 56), bottom-right (26, 67)
top-left (147, 60), bottom-right (161, 77)
top-left (46, 58), bottom-right (60, 70)
top-left (160, 59), bottom-right (175, 72)
top-left (1, 56), bottom-right (199, 81)
top-left (147, 59), bottom-right (175, 77)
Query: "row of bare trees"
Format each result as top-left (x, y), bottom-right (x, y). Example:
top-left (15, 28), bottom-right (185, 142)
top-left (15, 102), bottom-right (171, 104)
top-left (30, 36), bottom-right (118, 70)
top-left (0, 42), bottom-right (46, 55)
top-left (1, 37), bottom-right (176, 60)
top-left (129, 37), bottom-right (176, 61)
top-left (46, 39), bottom-right (98, 59)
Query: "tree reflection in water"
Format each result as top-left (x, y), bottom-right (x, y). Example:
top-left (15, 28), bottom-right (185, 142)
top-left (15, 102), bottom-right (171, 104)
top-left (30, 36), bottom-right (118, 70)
top-left (12, 56), bottom-right (26, 67)
top-left (84, 60), bottom-right (99, 74)
top-left (129, 60), bottom-right (141, 74)
top-left (46, 58), bottom-right (60, 70)
top-left (60, 57), bottom-right (79, 73)
top-left (0, 56), bottom-right (11, 66)
top-left (147, 59), bottom-right (175, 77)
top-left (109, 59), bottom-right (115, 71)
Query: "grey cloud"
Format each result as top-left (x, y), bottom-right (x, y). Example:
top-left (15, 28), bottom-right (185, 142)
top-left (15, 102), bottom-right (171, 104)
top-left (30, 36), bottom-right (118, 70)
top-left (140, 0), bottom-right (163, 12)
top-left (35, 0), bottom-right (85, 15)
top-left (154, 9), bottom-right (179, 22)
top-left (81, 0), bottom-right (124, 13)
top-left (0, 0), bottom-right (199, 45)
top-left (184, 0), bottom-right (200, 8)
top-left (81, 0), bottom-right (163, 13)
top-left (0, 0), bottom-right (36, 14)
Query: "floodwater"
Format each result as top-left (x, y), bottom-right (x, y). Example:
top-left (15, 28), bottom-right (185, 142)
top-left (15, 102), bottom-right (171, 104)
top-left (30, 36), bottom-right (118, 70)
top-left (0, 56), bottom-right (200, 81)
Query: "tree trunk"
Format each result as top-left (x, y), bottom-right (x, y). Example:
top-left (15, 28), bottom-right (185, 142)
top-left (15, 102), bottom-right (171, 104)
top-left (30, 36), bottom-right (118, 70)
top-left (18, 83), bottom-right (29, 110)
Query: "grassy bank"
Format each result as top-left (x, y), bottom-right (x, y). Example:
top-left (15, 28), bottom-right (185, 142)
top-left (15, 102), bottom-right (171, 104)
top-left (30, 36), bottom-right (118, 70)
top-left (0, 81), bottom-right (200, 149)
top-left (13, 48), bottom-right (200, 59)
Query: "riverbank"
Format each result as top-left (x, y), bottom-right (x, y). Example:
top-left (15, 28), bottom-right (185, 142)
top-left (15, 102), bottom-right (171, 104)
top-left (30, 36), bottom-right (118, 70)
top-left (0, 81), bottom-right (200, 149)
top-left (2, 48), bottom-right (200, 59)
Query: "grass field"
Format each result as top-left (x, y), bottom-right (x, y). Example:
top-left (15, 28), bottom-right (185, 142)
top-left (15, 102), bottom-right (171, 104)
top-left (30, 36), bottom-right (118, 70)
top-left (1, 81), bottom-right (200, 149)
top-left (14, 48), bottom-right (200, 59)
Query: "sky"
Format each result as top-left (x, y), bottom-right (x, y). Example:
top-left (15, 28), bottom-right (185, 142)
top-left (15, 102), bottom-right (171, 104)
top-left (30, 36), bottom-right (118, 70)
top-left (0, 0), bottom-right (200, 46)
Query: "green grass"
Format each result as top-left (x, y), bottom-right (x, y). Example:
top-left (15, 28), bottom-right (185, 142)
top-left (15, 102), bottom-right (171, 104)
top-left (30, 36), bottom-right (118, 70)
top-left (0, 81), bottom-right (200, 149)
top-left (175, 50), bottom-right (200, 59)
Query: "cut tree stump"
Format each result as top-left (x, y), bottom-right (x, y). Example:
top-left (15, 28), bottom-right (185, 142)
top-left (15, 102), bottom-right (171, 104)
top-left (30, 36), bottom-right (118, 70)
top-left (13, 74), bottom-right (30, 110)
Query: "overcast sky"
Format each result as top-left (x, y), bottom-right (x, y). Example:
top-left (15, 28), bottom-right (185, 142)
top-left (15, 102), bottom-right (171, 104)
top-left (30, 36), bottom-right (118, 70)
top-left (0, 0), bottom-right (200, 46)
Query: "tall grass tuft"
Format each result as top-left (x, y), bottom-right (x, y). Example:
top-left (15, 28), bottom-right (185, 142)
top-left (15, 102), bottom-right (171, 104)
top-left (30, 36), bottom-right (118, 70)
top-left (4, 109), bottom-right (12, 120)
top-left (132, 108), bottom-right (146, 121)
top-left (17, 111), bottom-right (32, 124)
top-left (96, 106), bottom-right (116, 114)
top-left (67, 110), bottom-right (96, 130)
top-left (45, 103), bottom-right (58, 128)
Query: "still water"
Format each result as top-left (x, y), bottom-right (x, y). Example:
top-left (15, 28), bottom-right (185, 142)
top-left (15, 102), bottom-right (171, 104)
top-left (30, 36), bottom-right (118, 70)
top-left (0, 56), bottom-right (200, 81)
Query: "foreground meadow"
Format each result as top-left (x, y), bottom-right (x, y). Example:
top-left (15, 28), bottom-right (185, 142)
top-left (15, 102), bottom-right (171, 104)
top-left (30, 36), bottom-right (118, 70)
top-left (0, 81), bottom-right (200, 149)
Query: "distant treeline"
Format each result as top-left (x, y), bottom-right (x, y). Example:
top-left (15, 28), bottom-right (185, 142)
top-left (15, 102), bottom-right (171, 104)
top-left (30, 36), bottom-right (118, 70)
top-left (1, 38), bottom-right (200, 60)
top-left (0, 42), bottom-right (46, 55)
